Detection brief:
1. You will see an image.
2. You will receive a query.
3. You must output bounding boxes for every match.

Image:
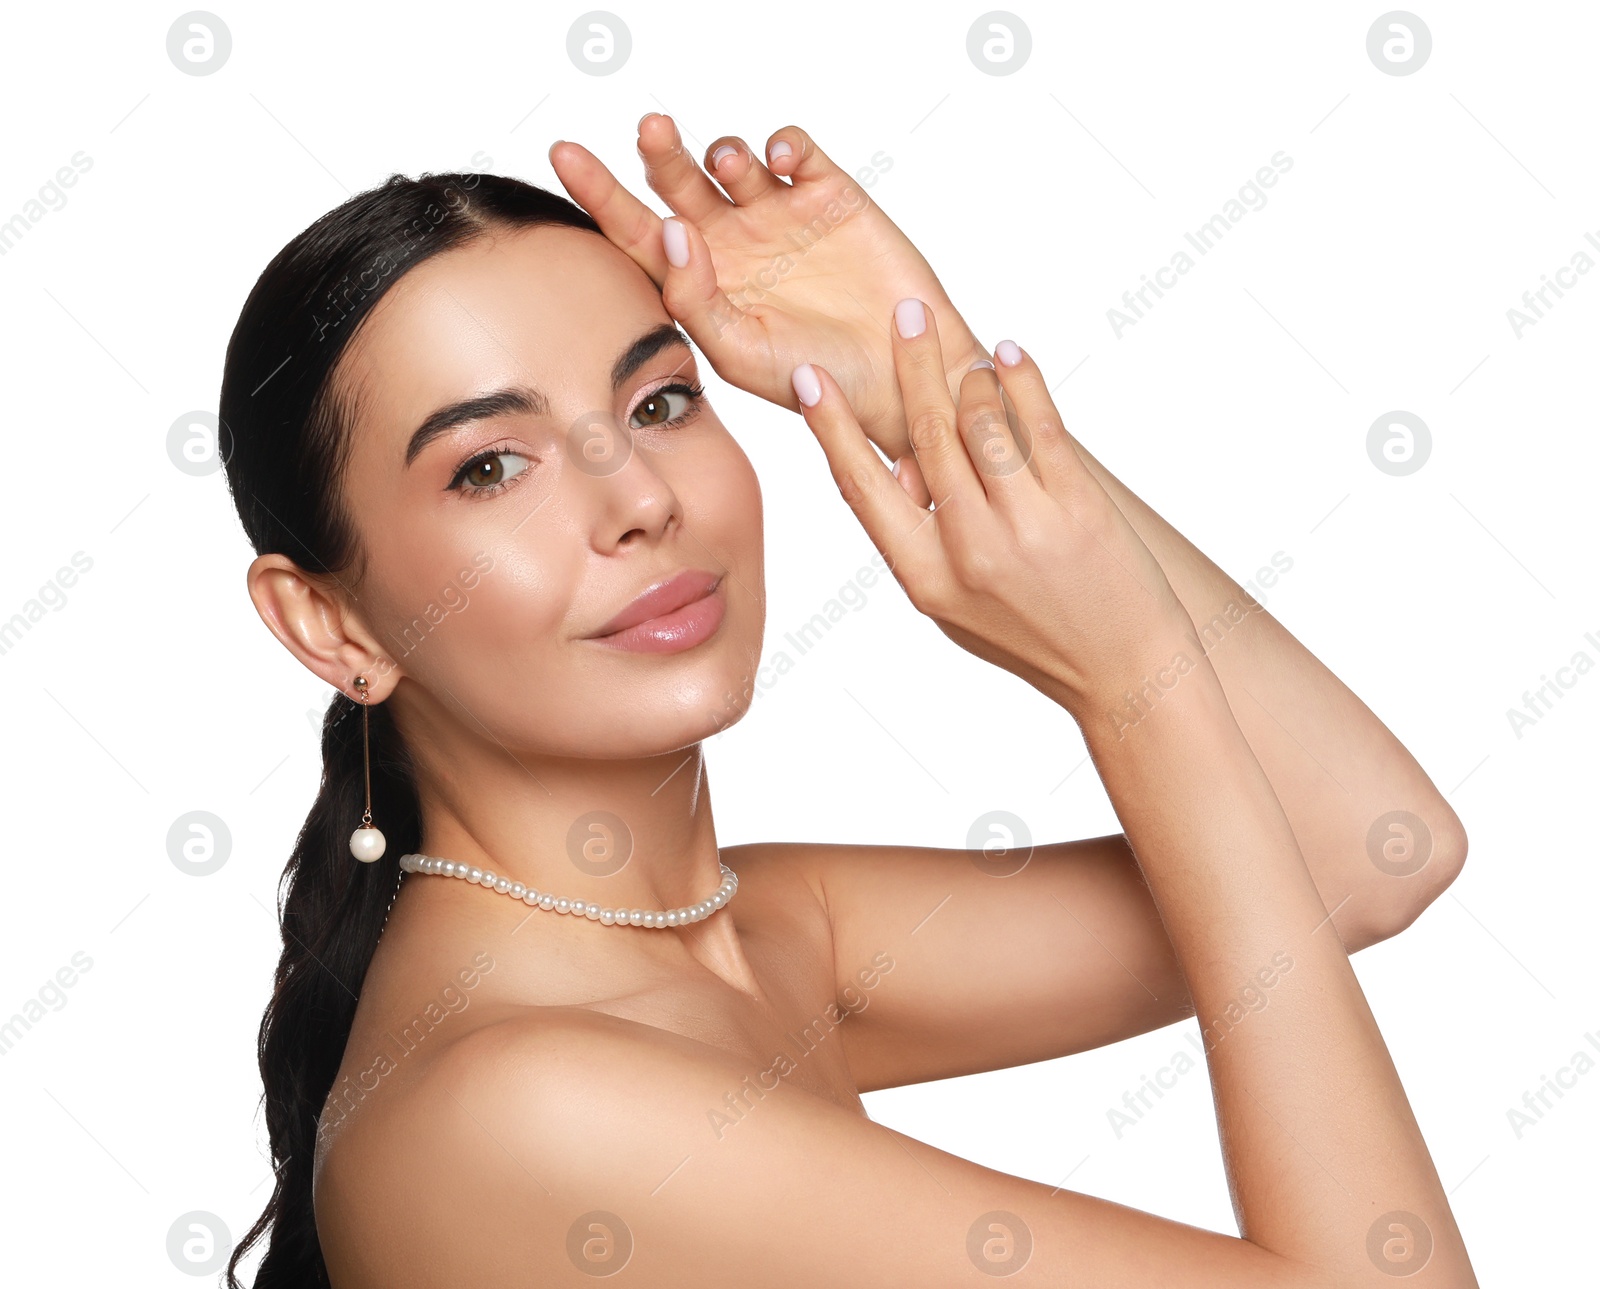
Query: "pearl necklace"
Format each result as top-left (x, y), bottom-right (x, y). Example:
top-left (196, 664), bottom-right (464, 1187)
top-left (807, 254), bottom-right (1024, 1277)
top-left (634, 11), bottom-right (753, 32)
top-left (398, 852), bottom-right (739, 928)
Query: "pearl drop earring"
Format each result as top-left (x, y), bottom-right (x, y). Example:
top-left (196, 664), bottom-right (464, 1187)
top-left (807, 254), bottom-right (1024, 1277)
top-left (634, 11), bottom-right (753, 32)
top-left (348, 675), bottom-right (387, 863)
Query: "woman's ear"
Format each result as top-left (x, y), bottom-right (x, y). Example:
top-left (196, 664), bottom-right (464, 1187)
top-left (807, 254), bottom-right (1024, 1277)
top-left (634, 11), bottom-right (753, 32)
top-left (246, 553), bottom-right (401, 701)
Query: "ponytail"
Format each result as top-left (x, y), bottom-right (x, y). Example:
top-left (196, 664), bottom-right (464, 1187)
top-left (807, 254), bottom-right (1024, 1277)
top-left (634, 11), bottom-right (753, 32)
top-left (226, 692), bottom-right (419, 1288)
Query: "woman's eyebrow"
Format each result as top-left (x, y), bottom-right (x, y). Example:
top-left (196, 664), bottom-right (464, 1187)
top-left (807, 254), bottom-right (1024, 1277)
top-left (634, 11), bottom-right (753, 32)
top-left (403, 323), bottom-right (693, 467)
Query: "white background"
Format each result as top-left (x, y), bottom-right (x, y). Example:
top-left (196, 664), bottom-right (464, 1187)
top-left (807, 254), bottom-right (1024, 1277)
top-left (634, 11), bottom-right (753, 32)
top-left (1, 1), bottom-right (1594, 1283)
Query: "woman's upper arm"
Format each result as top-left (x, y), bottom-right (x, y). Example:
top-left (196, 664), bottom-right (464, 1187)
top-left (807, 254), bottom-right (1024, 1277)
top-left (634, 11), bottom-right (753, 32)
top-left (369, 1013), bottom-right (1332, 1289)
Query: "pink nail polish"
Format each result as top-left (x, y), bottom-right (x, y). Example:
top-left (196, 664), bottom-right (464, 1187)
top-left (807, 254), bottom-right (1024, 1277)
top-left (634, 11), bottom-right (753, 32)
top-left (895, 299), bottom-right (926, 339)
top-left (792, 363), bottom-right (822, 408)
top-left (663, 218), bottom-right (689, 269)
top-left (996, 339), bottom-right (1023, 367)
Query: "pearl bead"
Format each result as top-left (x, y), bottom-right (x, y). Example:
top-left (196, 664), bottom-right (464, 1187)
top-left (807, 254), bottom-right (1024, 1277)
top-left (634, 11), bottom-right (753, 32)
top-left (349, 828), bottom-right (386, 863)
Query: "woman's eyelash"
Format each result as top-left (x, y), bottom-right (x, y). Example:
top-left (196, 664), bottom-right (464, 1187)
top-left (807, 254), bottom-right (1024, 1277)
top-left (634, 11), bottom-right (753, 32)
top-left (446, 381), bottom-right (708, 500)
top-left (632, 380), bottom-right (706, 430)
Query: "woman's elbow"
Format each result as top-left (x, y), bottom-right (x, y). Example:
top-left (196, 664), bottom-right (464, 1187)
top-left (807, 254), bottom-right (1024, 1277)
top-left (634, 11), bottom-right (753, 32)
top-left (1366, 800), bottom-right (1469, 942)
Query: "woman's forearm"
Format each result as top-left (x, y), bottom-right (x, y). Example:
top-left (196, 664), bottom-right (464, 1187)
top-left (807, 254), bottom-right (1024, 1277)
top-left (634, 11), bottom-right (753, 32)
top-left (1079, 641), bottom-right (1477, 1282)
top-left (1060, 428), bottom-right (1467, 939)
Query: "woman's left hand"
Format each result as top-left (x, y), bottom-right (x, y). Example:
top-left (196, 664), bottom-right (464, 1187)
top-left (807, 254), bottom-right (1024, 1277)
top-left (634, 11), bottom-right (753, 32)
top-left (790, 300), bottom-right (1193, 722)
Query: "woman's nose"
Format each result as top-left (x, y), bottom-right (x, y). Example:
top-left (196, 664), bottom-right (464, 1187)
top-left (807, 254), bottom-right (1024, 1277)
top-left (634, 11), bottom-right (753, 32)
top-left (563, 410), bottom-right (679, 543)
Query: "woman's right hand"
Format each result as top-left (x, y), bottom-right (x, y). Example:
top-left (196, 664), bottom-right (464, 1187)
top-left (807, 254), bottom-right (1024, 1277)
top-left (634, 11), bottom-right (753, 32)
top-left (790, 298), bottom-right (1197, 726)
top-left (547, 119), bottom-right (990, 497)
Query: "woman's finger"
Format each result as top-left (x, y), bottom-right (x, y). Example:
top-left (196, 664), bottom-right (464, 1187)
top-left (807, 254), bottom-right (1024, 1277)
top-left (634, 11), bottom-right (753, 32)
top-left (763, 125), bottom-right (868, 199)
top-left (658, 215), bottom-right (749, 370)
top-left (990, 339), bottom-right (1084, 500)
top-left (703, 135), bottom-right (786, 207)
top-left (890, 299), bottom-right (984, 514)
top-left (547, 139), bottom-right (669, 284)
top-left (890, 452), bottom-right (934, 510)
top-left (953, 359), bottom-right (1035, 506)
top-left (791, 361), bottom-right (925, 581)
top-left (637, 112), bottom-right (732, 226)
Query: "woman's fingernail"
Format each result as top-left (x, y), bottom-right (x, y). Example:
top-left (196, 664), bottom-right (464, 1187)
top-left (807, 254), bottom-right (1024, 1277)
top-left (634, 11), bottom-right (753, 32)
top-left (968, 358), bottom-right (995, 372)
top-left (769, 140), bottom-right (793, 161)
top-left (895, 298), bottom-right (926, 339)
top-left (792, 363), bottom-right (822, 408)
top-left (663, 217), bottom-right (689, 268)
top-left (711, 144), bottom-right (738, 171)
top-left (996, 339), bottom-right (1023, 367)
top-left (638, 112), bottom-right (658, 130)
top-left (891, 457), bottom-right (903, 478)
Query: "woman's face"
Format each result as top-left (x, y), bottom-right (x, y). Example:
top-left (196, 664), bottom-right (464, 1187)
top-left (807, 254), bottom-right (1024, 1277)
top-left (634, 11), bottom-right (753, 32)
top-left (331, 222), bottom-right (764, 760)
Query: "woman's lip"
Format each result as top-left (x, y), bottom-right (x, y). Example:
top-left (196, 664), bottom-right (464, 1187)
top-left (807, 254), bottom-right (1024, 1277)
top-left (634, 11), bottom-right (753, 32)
top-left (586, 578), bottom-right (726, 654)
top-left (590, 569), bottom-right (723, 637)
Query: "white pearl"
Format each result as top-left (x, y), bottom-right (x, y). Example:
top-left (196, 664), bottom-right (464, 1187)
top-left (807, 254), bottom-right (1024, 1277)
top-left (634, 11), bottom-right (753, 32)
top-left (350, 828), bottom-right (386, 863)
top-left (509, 882), bottom-right (524, 898)
top-left (600, 909), bottom-right (616, 924)
top-left (555, 898), bottom-right (570, 913)
top-left (585, 905), bottom-right (601, 919)
top-left (468, 867), bottom-right (483, 884)
top-left (540, 895), bottom-right (555, 909)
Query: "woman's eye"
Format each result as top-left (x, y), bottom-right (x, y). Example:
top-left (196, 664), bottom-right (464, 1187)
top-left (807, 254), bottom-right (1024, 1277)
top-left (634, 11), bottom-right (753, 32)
top-left (453, 450), bottom-right (530, 492)
top-left (630, 386), bottom-right (695, 429)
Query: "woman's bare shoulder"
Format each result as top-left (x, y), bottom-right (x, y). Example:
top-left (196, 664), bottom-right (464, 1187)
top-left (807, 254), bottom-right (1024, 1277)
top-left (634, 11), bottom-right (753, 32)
top-left (315, 1005), bottom-right (1330, 1289)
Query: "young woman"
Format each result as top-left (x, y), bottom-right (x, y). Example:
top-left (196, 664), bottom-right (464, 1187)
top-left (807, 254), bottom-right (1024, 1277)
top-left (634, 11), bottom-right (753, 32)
top-left (221, 117), bottom-right (1477, 1286)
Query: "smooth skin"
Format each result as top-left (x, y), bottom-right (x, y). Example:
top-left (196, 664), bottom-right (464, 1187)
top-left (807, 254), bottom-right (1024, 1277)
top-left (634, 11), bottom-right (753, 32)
top-left (545, 117), bottom-right (1469, 1083)
top-left (305, 122), bottom-right (1474, 1286)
